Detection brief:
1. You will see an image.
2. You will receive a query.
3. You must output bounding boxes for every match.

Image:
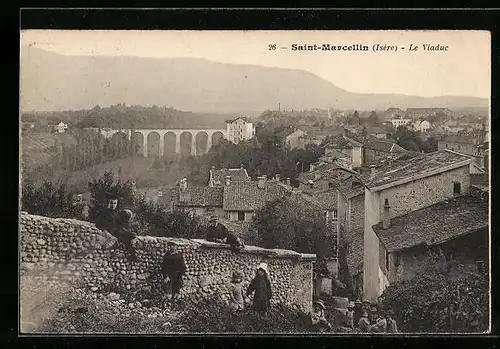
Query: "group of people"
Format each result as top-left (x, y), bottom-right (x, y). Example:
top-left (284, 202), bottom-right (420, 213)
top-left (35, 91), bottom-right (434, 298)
top-left (308, 298), bottom-right (398, 333)
top-left (349, 299), bottom-right (398, 333)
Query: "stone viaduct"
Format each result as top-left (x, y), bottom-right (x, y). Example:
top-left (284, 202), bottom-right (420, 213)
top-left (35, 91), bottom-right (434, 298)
top-left (100, 128), bottom-right (227, 157)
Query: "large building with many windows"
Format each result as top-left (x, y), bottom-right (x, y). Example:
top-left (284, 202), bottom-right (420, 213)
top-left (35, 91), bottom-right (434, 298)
top-left (225, 117), bottom-right (255, 144)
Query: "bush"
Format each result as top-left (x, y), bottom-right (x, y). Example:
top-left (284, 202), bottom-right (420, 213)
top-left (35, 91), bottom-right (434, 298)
top-left (379, 251), bottom-right (489, 333)
top-left (134, 198), bottom-right (208, 238)
top-left (21, 180), bottom-right (85, 219)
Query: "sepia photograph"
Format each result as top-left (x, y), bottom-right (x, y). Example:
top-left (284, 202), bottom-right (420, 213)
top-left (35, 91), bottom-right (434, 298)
top-left (19, 29), bottom-right (490, 334)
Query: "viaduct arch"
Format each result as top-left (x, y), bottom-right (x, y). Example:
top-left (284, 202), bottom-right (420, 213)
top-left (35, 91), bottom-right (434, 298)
top-left (99, 128), bottom-right (226, 157)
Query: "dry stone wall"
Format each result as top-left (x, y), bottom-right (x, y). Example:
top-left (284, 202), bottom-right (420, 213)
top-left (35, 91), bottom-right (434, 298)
top-left (20, 212), bottom-right (315, 313)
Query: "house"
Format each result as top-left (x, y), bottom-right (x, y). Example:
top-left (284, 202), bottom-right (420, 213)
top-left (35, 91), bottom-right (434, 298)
top-left (412, 119), bottom-right (431, 133)
top-left (372, 194), bottom-right (488, 285)
top-left (361, 150), bottom-right (476, 302)
top-left (362, 136), bottom-right (407, 164)
top-left (53, 122), bottom-right (68, 133)
top-left (323, 134), bottom-right (364, 168)
top-left (384, 108), bottom-right (406, 121)
top-left (21, 122), bottom-right (35, 131)
top-left (300, 127), bottom-right (342, 146)
top-left (225, 117), bottom-right (255, 144)
top-left (168, 179), bottom-right (225, 218)
top-left (457, 114), bottom-right (484, 131)
top-left (390, 116), bottom-right (412, 128)
top-left (209, 166), bottom-right (250, 187)
top-left (297, 162), bottom-right (357, 192)
top-left (222, 176), bottom-right (291, 222)
top-left (366, 125), bottom-right (388, 139)
top-left (285, 129), bottom-right (307, 149)
top-left (406, 108), bottom-right (453, 120)
top-left (437, 135), bottom-right (488, 169)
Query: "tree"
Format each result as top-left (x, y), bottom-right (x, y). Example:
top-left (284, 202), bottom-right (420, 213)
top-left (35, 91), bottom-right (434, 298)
top-left (21, 179), bottom-right (84, 219)
top-left (379, 250), bottom-right (489, 333)
top-left (87, 171), bottom-right (135, 222)
top-left (251, 197), bottom-right (333, 257)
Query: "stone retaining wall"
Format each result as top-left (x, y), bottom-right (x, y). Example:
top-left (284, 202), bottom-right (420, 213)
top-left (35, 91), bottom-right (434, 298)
top-left (20, 212), bottom-right (316, 313)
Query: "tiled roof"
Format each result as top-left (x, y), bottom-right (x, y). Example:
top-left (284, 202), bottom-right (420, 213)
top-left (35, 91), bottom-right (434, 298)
top-left (171, 186), bottom-right (224, 207)
top-left (345, 228), bottom-right (364, 276)
top-left (296, 189), bottom-right (338, 211)
top-left (335, 174), bottom-right (366, 199)
top-left (363, 137), bottom-right (406, 153)
top-left (373, 195), bottom-right (488, 253)
top-left (324, 149), bottom-right (350, 159)
top-left (210, 168), bottom-right (250, 186)
top-left (324, 135), bottom-right (363, 149)
top-left (439, 135), bottom-right (482, 145)
top-left (223, 180), bottom-right (291, 211)
top-left (225, 116), bottom-right (248, 123)
top-left (363, 150), bottom-right (472, 190)
top-left (297, 163), bottom-right (355, 184)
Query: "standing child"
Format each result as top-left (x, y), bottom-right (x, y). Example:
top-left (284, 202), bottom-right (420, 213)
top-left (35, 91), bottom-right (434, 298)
top-left (346, 301), bottom-right (355, 329)
top-left (229, 271), bottom-right (245, 312)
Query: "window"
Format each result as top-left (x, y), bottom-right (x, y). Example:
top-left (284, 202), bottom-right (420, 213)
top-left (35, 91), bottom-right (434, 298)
top-left (385, 250), bottom-right (390, 271)
top-left (332, 210), bottom-right (338, 220)
top-left (328, 182), bottom-right (334, 189)
top-left (347, 244), bottom-right (353, 255)
top-left (453, 182), bottom-right (461, 195)
top-left (237, 211), bottom-right (245, 221)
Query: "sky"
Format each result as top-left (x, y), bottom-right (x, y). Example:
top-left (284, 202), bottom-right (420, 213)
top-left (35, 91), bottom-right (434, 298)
top-left (21, 30), bottom-right (490, 99)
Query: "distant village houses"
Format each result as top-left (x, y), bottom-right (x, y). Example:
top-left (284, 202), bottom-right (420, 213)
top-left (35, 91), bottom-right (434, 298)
top-left (406, 107), bottom-right (452, 120)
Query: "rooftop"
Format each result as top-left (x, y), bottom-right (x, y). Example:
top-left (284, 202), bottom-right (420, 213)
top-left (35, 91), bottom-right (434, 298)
top-left (324, 135), bottom-right (363, 149)
top-left (373, 195), bottom-right (488, 253)
top-left (225, 116), bottom-right (248, 123)
top-left (363, 136), bottom-right (406, 153)
top-left (210, 167), bottom-right (250, 186)
top-left (296, 189), bottom-right (338, 211)
top-left (170, 186), bottom-right (224, 207)
top-left (297, 163), bottom-right (355, 184)
top-left (335, 174), bottom-right (366, 199)
top-left (223, 180), bottom-right (291, 211)
top-left (363, 150), bottom-right (472, 190)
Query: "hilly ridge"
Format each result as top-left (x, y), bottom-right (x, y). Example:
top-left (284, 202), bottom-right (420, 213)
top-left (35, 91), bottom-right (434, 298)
top-left (20, 46), bottom-right (488, 113)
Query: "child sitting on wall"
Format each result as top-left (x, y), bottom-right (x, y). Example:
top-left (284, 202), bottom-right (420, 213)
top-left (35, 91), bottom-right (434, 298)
top-left (229, 271), bottom-right (245, 312)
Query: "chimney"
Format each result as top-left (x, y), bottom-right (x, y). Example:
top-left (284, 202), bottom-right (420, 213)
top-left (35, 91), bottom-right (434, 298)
top-left (211, 165), bottom-right (216, 170)
top-left (370, 165), bottom-right (376, 178)
top-left (342, 127), bottom-right (348, 137)
top-left (240, 163), bottom-right (245, 169)
top-left (225, 175), bottom-right (231, 186)
top-left (286, 177), bottom-right (291, 186)
top-left (257, 176), bottom-right (266, 189)
top-left (382, 198), bottom-right (391, 229)
top-left (275, 174), bottom-right (280, 182)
